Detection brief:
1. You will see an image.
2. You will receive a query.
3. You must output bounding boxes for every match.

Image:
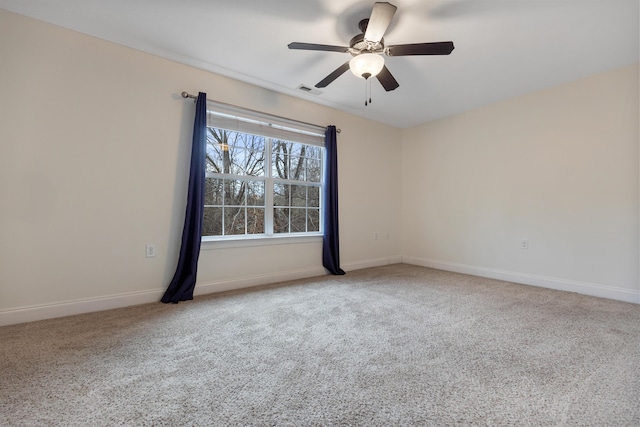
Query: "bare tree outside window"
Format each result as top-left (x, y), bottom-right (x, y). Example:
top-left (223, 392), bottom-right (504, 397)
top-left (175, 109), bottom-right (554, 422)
top-left (203, 127), bottom-right (322, 238)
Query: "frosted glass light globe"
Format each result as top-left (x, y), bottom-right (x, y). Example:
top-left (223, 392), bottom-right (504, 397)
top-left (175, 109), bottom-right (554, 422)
top-left (349, 53), bottom-right (384, 79)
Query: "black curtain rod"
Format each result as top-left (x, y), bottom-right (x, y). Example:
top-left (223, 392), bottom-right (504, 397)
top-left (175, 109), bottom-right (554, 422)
top-left (181, 91), bottom-right (340, 133)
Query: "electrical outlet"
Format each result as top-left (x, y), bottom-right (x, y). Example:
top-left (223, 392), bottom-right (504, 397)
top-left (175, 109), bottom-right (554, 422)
top-left (146, 244), bottom-right (156, 258)
top-left (520, 240), bottom-right (529, 250)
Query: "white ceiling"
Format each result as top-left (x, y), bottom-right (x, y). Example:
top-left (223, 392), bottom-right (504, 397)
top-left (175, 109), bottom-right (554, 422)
top-left (2, 0), bottom-right (638, 128)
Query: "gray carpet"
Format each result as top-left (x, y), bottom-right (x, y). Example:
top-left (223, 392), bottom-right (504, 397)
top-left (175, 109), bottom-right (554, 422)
top-left (1, 264), bottom-right (639, 426)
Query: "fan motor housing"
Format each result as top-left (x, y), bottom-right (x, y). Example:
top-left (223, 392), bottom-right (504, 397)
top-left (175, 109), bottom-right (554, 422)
top-left (349, 33), bottom-right (384, 56)
top-left (349, 18), bottom-right (384, 56)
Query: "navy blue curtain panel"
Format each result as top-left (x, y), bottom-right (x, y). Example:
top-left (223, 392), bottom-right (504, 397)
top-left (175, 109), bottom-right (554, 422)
top-left (322, 126), bottom-right (346, 275)
top-left (162, 92), bottom-right (207, 303)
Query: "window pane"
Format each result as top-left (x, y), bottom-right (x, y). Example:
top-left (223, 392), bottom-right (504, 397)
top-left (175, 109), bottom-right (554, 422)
top-left (205, 149), bottom-right (223, 173)
top-left (209, 130), bottom-right (266, 177)
top-left (306, 159), bottom-right (322, 182)
top-left (307, 209), bottom-right (320, 232)
top-left (226, 131), bottom-right (244, 148)
top-left (204, 178), bottom-right (223, 205)
top-left (288, 143), bottom-right (304, 158)
top-left (203, 207), bottom-right (222, 236)
top-left (306, 146), bottom-right (322, 160)
top-left (308, 186), bottom-right (320, 207)
top-left (206, 129), bottom-right (227, 173)
top-left (247, 180), bottom-right (265, 206)
top-left (247, 208), bottom-right (264, 234)
top-left (228, 147), bottom-right (248, 176)
top-left (273, 183), bottom-right (289, 207)
top-left (228, 147), bottom-right (264, 177)
top-left (271, 141), bottom-right (322, 183)
top-left (272, 141), bottom-right (289, 179)
top-left (224, 180), bottom-right (245, 206)
top-left (291, 185), bottom-right (307, 207)
top-left (224, 207), bottom-right (245, 235)
top-left (274, 208), bottom-right (289, 233)
top-left (245, 144), bottom-right (265, 177)
top-left (289, 155), bottom-right (305, 181)
top-left (290, 208), bottom-right (306, 233)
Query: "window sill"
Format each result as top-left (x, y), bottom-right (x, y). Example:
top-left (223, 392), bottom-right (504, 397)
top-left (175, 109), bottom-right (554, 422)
top-left (201, 233), bottom-right (323, 250)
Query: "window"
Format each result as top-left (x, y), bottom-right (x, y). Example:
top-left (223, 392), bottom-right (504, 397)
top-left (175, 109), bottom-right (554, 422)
top-left (202, 104), bottom-right (325, 239)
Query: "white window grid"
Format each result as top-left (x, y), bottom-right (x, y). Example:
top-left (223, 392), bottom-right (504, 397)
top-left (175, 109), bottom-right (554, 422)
top-left (204, 132), bottom-right (324, 238)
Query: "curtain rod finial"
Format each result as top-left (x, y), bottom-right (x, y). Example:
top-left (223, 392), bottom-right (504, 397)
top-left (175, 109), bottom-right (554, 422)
top-left (181, 91), bottom-right (189, 98)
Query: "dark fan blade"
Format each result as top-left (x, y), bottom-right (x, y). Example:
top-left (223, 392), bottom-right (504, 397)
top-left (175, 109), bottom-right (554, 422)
top-left (288, 42), bottom-right (349, 53)
top-left (376, 65), bottom-right (399, 91)
top-left (364, 2), bottom-right (397, 43)
top-left (387, 41), bottom-right (455, 56)
top-left (315, 61), bottom-right (351, 88)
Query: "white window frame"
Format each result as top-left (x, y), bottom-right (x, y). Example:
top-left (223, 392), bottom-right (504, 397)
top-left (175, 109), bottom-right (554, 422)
top-left (201, 102), bottom-right (326, 246)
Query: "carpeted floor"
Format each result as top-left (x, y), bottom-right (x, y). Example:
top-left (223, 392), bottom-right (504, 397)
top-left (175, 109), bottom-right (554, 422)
top-left (1, 264), bottom-right (639, 426)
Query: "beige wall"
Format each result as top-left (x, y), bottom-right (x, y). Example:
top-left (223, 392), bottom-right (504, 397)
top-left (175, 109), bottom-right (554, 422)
top-left (0, 10), bottom-right (402, 324)
top-left (401, 64), bottom-right (639, 302)
top-left (1, 9), bottom-right (638, 326)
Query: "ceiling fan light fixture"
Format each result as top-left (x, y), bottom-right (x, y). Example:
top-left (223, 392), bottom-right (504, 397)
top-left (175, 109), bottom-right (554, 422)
top-left (349, 53), bottom-right (384, 79)
top-left (289, 2), bottom-right (453, 93)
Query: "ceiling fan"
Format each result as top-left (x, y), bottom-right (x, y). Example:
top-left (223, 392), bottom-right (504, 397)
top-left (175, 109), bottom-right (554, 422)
top-left (288, 2), bottom-right (454, 98)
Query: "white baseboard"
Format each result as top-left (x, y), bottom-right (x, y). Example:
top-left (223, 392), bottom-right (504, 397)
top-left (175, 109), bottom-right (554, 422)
top-left (10, 255), bottom-right (628, 327)
top-left (0, 289), bottom-right (166, 327)
top-left (194, 255), bottom-right (403, 295)
top-left (402, 256), bottom-right (640, 304)
top-left (342, 255), bottom-right (403, 271)
top-left (0, 256), bottom-right (400, 327)
top-left (194, 266), bottom-right (328, 296)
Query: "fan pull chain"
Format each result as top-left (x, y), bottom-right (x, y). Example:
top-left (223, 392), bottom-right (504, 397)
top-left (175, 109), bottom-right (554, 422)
top-left (363, 74), bottom-right (372, 107)
top-left (365, 79), bottom-right (368, 106)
